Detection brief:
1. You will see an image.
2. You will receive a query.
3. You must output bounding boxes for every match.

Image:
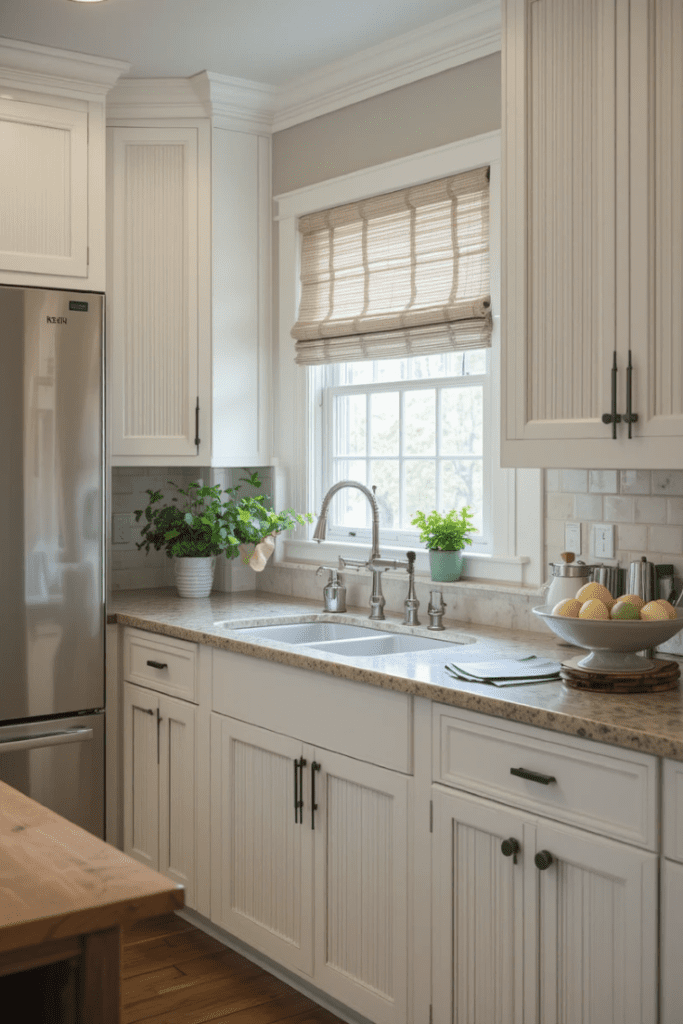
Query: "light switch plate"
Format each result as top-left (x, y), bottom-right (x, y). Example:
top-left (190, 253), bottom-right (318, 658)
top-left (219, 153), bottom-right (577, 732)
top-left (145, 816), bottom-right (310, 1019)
top-left (565, 522), bottom-right (581, 557)
top-left (591, 523), bottom-right (614, 559)
top-left (112, 513), bottom-right (133, 545)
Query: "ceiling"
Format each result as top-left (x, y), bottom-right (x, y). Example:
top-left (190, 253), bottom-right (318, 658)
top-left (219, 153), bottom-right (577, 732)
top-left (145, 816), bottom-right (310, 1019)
top-left (0, 0), bottom-right (482, 85)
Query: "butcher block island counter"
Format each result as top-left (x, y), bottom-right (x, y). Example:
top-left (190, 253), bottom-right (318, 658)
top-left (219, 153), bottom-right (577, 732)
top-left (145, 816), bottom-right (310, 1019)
top-left (0, 781), bottom-right (183, 1022)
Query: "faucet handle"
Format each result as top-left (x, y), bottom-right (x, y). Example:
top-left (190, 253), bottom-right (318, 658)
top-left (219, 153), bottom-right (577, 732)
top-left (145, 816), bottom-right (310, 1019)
top-left (406, 551), bottom-right (416, 571)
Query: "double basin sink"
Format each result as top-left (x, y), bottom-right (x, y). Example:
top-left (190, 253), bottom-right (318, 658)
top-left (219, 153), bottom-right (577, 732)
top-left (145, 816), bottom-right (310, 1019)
top-left (223, 619), bottom-right (474, 661)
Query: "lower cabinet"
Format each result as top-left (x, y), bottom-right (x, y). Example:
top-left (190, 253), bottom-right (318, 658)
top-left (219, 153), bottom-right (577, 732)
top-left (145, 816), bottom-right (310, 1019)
top-left (432, 787), bottom-right (658, 1024)
top-left (123, 682), bottom-right (196, 908)
top-left (210, 713), bottom-right (409, 1024)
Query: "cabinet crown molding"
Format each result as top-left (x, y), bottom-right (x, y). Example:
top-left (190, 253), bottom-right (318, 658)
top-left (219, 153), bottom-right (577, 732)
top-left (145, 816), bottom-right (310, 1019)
top-left (0, 36), bottom-right (130, 99)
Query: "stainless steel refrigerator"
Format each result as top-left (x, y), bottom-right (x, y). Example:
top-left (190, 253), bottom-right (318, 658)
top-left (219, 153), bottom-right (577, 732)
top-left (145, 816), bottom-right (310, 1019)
top-left (0, 286), bottom-right (105, 838)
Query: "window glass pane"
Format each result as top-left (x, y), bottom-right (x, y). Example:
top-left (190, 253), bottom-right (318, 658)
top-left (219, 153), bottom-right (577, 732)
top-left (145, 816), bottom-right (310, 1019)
top-left (404, 390), bottom-right (435, 455)
top-left (370, 392), bottom-right (399, 456)
top-left (331, 460), bottom-right (369, 528)
top-left (440, 459), bottom-right (483, 535)
top-left (335, 361), bottom-right (374, 386)
top-left (441, 387), bottom-right (483, 456)
top-left (334, 394), bottom-right (366, 456)
top-left (462, 349), bottom-right (487, 375)
top-left (404, 460), bottom-right (436, 529)
top-left (370, 460), bottom-right (399, 529)
top-left (374, 358), bottom-right (408, 383)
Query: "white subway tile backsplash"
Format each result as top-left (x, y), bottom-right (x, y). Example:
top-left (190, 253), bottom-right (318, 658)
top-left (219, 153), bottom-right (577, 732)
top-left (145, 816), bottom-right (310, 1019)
top-left (547, 493), bottom-right (575, 519)
top-left (647, 525), bottom-right (683, 553)
top-left (634, 496), bottom-right (667, 524)
top-left (588, 470), bottom-right (618, 494)
top-left (616, 524), bottom-right (648, 551)
top-left (603, 495), bottom-right (633, 522)
top-left (561, 469), bottom-right (588, 492)
top-left (653, 471), bottom-right (683, 496)
top-left (546, 469), bottom-right (560, 492)
top-left (667, 499), bottom-right (683, 525)
top-left (620, 470), bottom-right (651, 495)
top-left (574, 494), bottom-right (603, 520)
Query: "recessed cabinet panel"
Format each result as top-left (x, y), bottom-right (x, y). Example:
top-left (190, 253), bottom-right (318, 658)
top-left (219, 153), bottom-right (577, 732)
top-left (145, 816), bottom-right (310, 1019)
top-left (0, 99), bottom-right (88, 277)
top-left (109, 127), bottom-right (200, 458)
top-left (123, 682), bottom-right (159, 872)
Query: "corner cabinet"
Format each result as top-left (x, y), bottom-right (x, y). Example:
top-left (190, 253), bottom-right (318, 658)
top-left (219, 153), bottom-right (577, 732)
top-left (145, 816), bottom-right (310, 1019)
top-left (107, 81), bottom-right (272, 465)
top-left (0, 39), bottom-right (128, 291)
top-left (502, 0), bottom-right (683, 469)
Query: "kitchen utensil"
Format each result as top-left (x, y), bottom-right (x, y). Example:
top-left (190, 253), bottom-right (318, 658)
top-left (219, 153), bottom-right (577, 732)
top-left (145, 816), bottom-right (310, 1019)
top-left (532, 606), bottom-right (683, 672)
top-left (628, 557), bottom-right (656, 604)
top-left (591, 564), bottom-right (621, 597)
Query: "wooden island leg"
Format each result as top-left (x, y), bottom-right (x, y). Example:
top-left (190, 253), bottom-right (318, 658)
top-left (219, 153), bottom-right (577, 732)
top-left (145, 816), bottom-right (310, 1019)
top-left (79, 926), bottom-right (121, 1024)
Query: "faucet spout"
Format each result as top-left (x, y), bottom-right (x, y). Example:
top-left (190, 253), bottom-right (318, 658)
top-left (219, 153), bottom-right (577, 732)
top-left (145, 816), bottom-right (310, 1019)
top-left (313, 480), bottom-right (381, 560)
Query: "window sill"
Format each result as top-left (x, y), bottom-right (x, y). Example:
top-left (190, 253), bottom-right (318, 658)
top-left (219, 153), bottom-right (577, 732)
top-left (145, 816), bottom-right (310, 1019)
top-left (282, 538), bottom-right (534, 587)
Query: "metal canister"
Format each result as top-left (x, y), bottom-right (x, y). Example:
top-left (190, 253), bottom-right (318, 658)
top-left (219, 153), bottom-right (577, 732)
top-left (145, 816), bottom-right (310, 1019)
top-left (628, 557), bottom-right (656, 603)
top-left (591, 564), bottom-right (621, 597)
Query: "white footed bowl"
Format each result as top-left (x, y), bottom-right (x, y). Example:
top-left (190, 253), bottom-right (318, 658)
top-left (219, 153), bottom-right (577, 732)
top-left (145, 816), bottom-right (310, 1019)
top-left (532, 606), bottom-right (683, 672)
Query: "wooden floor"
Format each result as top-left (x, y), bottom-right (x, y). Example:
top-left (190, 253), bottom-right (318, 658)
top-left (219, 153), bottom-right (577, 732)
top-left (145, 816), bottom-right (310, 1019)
top-left (122, 914), bottom-right (347, 1024)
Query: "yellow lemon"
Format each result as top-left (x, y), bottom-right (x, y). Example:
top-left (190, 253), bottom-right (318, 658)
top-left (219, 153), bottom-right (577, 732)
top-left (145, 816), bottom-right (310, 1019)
top-left (640, 601), bottom-right (669, 621)
top-left (576, 581), bottom-right (613, 607)
top-left (552, 598), bottom-right (582, 617)
top-left (578, 599), bottom-right (610, 620)
top-left (656, 599), bottom-right (677, 620)
top-left (619, 593), bottom-right (645, 611)
top-left (610, 600), bottom-right (640, 621)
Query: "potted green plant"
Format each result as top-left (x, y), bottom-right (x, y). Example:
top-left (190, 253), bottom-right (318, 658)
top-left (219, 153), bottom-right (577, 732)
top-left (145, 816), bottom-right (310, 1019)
top-left (135, 473), bottom-right (312, 598)
top-left (410, 506), bottom-right (476, 582)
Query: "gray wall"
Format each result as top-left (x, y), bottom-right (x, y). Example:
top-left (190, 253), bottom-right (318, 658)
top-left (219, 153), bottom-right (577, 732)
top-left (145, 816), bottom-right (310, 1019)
top-left (272, 53), bottom-right (501, 195)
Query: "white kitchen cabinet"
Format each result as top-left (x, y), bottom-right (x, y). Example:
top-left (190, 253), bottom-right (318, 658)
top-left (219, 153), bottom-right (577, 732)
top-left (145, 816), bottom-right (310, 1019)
top-left (432, 786), bottom-right (657, 1024)
top-left (107, 76), bottom-right (271, 465)
top-left (660, 759), bottom-right (683, 1024)
top-left (502, 0), bottom-right (683, 468)
top-left (123, 682), bottom-right (196, 907)
top-left (210, 711), bottom-right (409, 1024)
top-left (0, 39), bottom-right (128, 292)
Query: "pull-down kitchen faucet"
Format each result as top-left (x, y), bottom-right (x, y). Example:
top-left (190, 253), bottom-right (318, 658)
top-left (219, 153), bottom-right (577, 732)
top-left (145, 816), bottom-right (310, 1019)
top-left (313, 480), bottom-right (411, 620)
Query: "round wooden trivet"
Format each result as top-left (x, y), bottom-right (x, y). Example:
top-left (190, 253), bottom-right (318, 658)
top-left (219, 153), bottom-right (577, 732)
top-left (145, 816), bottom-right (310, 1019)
top-left (561, 657), bottom-right (680, 693)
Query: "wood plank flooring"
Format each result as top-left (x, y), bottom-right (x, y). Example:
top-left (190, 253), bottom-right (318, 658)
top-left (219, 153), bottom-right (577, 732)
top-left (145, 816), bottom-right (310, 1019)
top-left (122, 914), bottom-right (346, 1024)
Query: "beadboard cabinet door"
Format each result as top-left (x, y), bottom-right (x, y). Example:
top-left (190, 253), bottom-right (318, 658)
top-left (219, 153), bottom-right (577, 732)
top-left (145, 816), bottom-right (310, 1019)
top-left (313, 748), bottom-right (409, 1024)
top-left (108, 125), bottom-right (204, 459)
top-left (210, 713), bottom-right (315, 976)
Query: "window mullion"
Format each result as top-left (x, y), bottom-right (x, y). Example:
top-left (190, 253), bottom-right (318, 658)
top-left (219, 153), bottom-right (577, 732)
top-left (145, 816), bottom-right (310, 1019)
top-left (399, 390), bottom-right (405, 530)
top-left (436, 386), bottom-right (442, 514)
top-left (365, 391), bottom-right (371, 529)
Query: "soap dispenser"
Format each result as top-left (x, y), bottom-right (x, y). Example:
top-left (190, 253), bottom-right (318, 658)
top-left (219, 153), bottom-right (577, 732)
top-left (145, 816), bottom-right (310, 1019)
top-left (316, 566), bottom-right (347, 613)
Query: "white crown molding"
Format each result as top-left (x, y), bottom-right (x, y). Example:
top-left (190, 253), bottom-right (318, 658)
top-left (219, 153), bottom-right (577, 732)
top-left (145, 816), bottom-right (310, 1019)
top-left (0, 37), bottom-right (129, 99)
top-left (272, 0), bottom-right (501, 132)
top-left (107, 71), bottom-right (276, 133)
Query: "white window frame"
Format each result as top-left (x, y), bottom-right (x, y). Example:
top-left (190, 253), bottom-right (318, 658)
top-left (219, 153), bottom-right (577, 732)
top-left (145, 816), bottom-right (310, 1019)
top-left (274, 131), bottom-right (543, 586)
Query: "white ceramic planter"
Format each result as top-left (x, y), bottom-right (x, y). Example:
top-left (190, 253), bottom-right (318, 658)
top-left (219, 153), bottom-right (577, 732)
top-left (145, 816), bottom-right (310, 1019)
top-left (173, 556), bottom-right (216, 598)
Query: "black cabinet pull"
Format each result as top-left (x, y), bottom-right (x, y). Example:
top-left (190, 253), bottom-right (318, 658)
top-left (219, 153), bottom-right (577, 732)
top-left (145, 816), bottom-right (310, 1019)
top-left (501, 837), bottom-right (520, 864)
top-left (194, 397), bottom-right (201, 449)
top-left (311, 762), bottom-right (321, 829)
top-left (293, 759), bottom-right (299, 823)
top-left (146, 660), bottom-right (167, 670)
top-left (535, 850), bottom-right (553, 871)
top-left (510, 767), bottom-right (556, 786)
top-left (623, 348), bottom-right (639, 438)
top-left (293, 757), bottom-right (306, 823)
top-left (601, 350), bottom-right (622, 438)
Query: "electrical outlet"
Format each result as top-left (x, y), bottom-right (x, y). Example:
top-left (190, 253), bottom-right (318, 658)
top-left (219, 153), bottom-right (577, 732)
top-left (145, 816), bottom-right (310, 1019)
top-left (112, 513), bottom-right (133, 545)
top-left (592, 523), bottom-right (615, 560)
top-left (564, 522), bottom-right (581, 557)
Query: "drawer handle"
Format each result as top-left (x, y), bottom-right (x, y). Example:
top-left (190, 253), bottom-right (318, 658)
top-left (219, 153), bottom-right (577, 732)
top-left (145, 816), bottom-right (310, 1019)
top-left (146, 660), bottom-right (168, 670)
top-left (500, 837), bottom-right (520, 864)
top-left (535, 850), bottom-right (553, 871)
top-left (510, 767), bottom-right (556, 786)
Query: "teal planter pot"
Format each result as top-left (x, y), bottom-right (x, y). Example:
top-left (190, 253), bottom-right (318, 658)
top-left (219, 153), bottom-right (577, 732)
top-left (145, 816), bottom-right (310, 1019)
top-left (429, 549), bottom-right (464, 582)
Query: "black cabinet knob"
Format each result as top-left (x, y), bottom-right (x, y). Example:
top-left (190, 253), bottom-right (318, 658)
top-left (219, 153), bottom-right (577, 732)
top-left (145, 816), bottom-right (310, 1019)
top-left (535, 850), bottom-right (553, 871)
top-left (501, 837), bottom-right (520, 859)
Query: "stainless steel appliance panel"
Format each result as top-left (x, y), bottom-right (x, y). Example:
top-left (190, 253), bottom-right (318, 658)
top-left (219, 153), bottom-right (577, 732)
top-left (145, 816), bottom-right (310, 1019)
top-left (0, 287), bottom-right (104, 722)
top-left (0, 712), bottom-right (104, 838)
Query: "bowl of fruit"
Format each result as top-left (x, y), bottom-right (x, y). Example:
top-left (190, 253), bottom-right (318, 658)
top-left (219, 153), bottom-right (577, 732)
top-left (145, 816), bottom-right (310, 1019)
top-left (532, 582), bottom-right (683, 672)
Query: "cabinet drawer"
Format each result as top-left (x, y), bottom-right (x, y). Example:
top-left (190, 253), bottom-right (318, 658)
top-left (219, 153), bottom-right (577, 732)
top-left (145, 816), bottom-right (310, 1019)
top-left (433, 705), bottom-right (657, 849)
top-left (123, 628), bottom-right (198, 702)
top-left (663, 760), bottom-right (683, 862)
top-left (212, 649), bottom-right (412, 774)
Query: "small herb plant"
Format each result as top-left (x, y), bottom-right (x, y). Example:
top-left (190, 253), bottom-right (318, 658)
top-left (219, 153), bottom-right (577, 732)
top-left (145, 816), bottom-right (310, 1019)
top-left (134, 473), bottom-right (312, 560)
top-left (410, 507), bottom-right (476, 551)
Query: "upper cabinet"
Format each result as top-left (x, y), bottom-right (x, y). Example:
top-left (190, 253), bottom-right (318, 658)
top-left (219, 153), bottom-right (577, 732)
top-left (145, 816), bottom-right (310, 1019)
top-left (502, 0), bottom-right (683, 468)
top-left (0, 38), bottom-right (129, 292)
top-left (106, 75), bottom-right (273, 466)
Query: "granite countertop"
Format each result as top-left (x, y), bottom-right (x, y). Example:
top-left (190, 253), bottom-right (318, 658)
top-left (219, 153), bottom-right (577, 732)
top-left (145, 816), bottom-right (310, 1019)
top-left (109, 588), bottom-right (683, 761)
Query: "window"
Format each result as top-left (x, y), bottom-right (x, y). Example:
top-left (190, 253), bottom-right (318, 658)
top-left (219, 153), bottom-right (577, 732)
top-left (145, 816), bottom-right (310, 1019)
top-left (275, 132), bottom-right (543, 586)
top-left (314, 348), bottom-right (491, 552)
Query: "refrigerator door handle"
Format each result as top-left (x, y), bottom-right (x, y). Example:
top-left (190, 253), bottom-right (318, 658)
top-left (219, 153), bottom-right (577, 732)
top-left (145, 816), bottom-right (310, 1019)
top-left (0, 727), bottom-right (94, 753)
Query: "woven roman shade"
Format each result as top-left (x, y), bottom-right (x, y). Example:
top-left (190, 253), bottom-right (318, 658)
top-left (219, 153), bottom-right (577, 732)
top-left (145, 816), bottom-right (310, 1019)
top-left (291, 166), bottom-right (492, 365)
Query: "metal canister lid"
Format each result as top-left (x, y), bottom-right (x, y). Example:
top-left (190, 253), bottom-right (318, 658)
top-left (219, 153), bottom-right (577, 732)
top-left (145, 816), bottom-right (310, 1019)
top-left (549, 561), bottom-right (593, 578)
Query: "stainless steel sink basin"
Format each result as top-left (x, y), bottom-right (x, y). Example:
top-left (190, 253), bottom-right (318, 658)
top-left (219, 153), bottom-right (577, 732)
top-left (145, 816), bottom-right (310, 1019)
top-left (226, 621), bottom-right (387, 644)
top-left (307, 634), bottom-right (463, 656)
